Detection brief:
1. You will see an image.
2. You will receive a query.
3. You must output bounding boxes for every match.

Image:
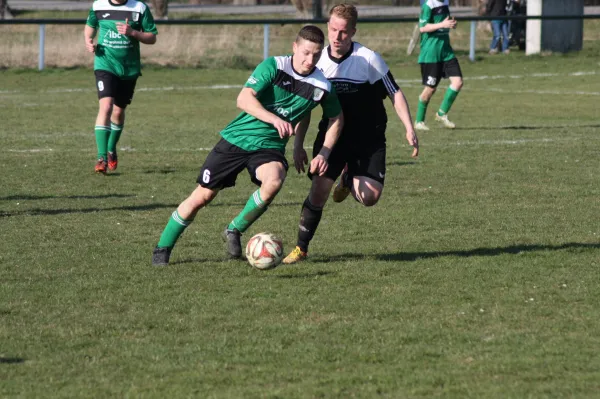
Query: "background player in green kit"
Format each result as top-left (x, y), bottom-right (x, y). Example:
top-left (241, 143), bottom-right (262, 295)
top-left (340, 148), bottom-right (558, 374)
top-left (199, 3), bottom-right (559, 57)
top-left (84, 0), bottom-right (158, 174)
top-left (414, 0), bottom-right (463, 131)
top-left (152, 25), bottom-right (344, 267)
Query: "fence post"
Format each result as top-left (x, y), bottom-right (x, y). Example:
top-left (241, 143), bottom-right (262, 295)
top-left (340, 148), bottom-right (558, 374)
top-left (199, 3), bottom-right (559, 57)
top-left (526, 0), bottom-right (542, 54)
top-left (263, 24), bottom-right (269, 60)
top-left (469, 20), bottom-right (476, 62)
top-left (39, 24), bottom-right (45, 71)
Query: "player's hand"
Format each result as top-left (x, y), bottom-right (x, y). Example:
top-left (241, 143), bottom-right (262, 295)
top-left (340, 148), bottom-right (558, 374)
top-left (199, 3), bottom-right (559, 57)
top-left (116, 18), bottom-right (133, 36)
top-left (309, 154), bottom-right (328, 176)
top-left (406, 129), bottom-right (419, 158)
top-left (443, 16), bottom-right (457, 29)
top-left (272, 118), bottom-right (294, 138)
top-left (293, 146), bottom-right (309, 173)
top-left (85, 38), bottom-right (95, 53)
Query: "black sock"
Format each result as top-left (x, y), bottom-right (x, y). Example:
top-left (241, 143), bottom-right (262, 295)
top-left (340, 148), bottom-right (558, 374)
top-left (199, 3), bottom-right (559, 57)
top-left (297, 197), bottom-right (323, 252)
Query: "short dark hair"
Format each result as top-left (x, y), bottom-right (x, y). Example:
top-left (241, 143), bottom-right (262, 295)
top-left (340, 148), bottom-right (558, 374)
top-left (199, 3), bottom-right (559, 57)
top-left (296, 25), bottom-right (325, 46)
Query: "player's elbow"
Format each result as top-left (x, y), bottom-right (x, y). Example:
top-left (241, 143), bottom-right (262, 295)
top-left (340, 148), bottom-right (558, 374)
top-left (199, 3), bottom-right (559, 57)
top-left (236, 92), bottom-right (247, 111)
top-left (330, 111), bottom-right (344, 129)
top-left (147, 34), bottom-right (157, 45)
top-left (419, 27), bottom-right (427, 33)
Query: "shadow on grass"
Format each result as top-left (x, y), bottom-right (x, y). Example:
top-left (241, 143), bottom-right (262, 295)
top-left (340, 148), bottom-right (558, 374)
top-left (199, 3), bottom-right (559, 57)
top-left (0, 357), bottom-right (25, 364)
top-left (141, 168), bottom-right (178, 174)
top-left (0, 201), bottom-right (303, 217)
top-left (275, 270), bottom-right (335, 279)
top-left (387, 161), bottom-right (416, 167)
top-left (310, 242), bottom-right (600, 263)
top-left (458, 124), bottom-right (600, 131)
top-left (0, 203), bottom-right (179, 217)
top-left (1, 194), bottom-right (136, 201)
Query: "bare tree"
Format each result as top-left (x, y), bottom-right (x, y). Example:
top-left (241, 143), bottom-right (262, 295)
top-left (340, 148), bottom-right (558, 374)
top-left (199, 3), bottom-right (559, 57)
top-left (290, 0), bottom-right (329, 18)
top-left (1, 0), bottom-right (13, 20)
top-left (151, 0), bottom-right (169, 20)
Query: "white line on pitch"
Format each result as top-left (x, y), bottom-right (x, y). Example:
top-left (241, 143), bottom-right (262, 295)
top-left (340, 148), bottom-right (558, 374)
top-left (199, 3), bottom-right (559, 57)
top-left (0, 70), bottom-right (596, 96)
top-left (7, 136), bottom-right (596, 155)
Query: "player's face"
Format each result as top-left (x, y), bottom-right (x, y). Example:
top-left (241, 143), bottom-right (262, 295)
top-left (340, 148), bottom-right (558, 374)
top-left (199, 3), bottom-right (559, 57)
top-left (292, 39), bottom-right (323, 74)
top-left (327, 15), bottom-right (356, 55)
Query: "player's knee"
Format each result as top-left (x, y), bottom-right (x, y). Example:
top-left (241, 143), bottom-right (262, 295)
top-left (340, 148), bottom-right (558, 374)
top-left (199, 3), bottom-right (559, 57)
top-left (452, 79), bottom-right (463, 91)
top-left (356, 191), bottom-right (381, 207)
top-left (360, 195), bottom-right (380, 207)
top-left (112, 106), bottom-right (125, 120)
top-left (187, 186), bottom-right (216, 210)
top-left (261, 178), bottom-right (284, 200)
top-left (98, 101), bottom-right (113, 117)
top-left (421, 88), bottom-right (435, 101)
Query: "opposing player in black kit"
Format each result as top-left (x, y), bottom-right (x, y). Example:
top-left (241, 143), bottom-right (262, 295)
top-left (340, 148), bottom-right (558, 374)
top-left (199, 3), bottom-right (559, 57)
top-left (283, 3), bottom-right (419, 264)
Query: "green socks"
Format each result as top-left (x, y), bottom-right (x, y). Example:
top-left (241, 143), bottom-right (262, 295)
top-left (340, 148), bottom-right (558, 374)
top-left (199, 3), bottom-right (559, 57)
top-left (228, 189), bottom-right (268, 233)
top-left (94, 125), bottom-right (110, 160)
top-left (157, 211), bottom-right (192, 249)
top-left (438, 86), bottom-right (460, 116)
top-left (108, 122), bottom-right (123, 154)
top-left (416, 97), bottom-right (429, 123)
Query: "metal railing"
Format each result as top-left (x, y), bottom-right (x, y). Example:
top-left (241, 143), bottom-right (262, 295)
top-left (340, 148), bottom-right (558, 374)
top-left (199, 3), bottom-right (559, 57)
top-left (1, 14), bottom-right (598, 70)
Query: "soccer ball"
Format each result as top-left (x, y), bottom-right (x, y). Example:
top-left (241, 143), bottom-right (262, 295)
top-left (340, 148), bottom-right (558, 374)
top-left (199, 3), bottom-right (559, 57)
top-left (245, 232), bottom-right (284, 270)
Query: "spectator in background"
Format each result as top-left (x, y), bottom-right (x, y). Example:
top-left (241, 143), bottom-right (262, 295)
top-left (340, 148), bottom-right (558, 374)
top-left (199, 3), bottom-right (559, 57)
top-left (486, 0), bottom-right (510, 54)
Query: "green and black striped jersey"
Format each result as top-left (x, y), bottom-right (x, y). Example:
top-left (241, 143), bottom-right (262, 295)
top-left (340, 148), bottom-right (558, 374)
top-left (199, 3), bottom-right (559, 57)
top-left (220, 56), bottom-right (342, 153)
top-left (418, 0), bottom-right (456, 63)
top-left (86, 0), bottom-right (158, 79)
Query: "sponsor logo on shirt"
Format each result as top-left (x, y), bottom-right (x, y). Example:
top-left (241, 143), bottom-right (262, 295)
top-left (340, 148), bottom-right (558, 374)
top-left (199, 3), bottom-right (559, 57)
top-left (312, 88), bottom-right (324, 101)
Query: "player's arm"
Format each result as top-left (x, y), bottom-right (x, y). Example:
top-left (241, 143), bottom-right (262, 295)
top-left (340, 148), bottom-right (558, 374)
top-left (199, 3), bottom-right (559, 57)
top-left (390, 90), bottom-right (419, 158)
top-left (84, 25), bottom-right (97, 53)
top-left (292, 114), bottom-right (311, 173)
top-left (419, 3), bottom-right (456, 33)
top-left (419, 17), bottom-right (456, 33)
top-left (310, 111), bottom-right (343, 176)
top-left (116, 19), bottom-right (157, 45)
top-left (369, 53), bottom-right (418, 158)
top-left (237, 87), bottom-right (293, 138)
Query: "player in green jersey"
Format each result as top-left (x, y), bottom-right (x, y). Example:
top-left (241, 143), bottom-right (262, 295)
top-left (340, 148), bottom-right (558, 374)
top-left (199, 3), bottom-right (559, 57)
top-left (84, 0), bottom-right (158, 174)
top-left (152, 25), bottom-right (344, 267)
top-left (414, 0), bottom-right (463, 131)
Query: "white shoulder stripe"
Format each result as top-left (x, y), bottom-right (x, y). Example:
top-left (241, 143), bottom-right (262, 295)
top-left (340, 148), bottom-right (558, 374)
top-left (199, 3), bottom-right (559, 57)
top-left (383, 75), bottom-right (397, 95)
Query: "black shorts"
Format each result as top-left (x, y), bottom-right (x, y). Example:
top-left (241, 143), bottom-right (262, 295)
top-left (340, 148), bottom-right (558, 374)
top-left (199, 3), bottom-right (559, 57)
top-left (198, 138), bottom-right (289, 189)
top-left (420, 58), bottom-right (462, 88)
top-left (94, 70), bottom-right (137, 108)
top-left (311, 127), bottom-right (387, 184)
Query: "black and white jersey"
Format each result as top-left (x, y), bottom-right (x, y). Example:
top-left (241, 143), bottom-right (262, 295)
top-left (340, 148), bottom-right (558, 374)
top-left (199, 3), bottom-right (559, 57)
top-left (317, 42), bottom-right (399, 140)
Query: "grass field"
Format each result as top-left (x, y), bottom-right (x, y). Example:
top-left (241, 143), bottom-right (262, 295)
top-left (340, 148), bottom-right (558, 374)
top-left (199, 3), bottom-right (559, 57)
top-left (2, 35), bottom-right (600, 397)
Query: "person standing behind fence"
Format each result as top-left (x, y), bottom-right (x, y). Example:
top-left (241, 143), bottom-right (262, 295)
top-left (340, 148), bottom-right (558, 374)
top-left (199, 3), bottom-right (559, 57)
top-left (486, 0), bottom-right (510, 54)
top-left (414, 0), bottom-right (463, 131)
top-left (84, 0), bottom-right (158, 174)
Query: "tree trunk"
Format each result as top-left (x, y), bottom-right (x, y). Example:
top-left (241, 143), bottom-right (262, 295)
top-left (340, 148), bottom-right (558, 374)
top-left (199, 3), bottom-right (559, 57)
top-left (151, 0), bottom-right (168, 20)
top-left (1, 0), bottom-right (14, 20)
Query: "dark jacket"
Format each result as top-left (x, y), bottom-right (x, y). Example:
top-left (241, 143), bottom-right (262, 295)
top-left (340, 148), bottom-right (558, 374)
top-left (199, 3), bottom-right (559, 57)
top-left (486, 0), bottom-right (507, 17)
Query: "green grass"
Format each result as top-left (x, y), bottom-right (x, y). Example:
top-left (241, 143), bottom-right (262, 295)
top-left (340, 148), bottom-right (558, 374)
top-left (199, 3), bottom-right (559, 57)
top-left (1, 49), bottom-right (599, 397)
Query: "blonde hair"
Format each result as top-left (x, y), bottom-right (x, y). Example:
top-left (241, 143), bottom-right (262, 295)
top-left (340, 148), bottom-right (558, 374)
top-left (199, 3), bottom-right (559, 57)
top-left (329, 3), bottom-right (358, 28)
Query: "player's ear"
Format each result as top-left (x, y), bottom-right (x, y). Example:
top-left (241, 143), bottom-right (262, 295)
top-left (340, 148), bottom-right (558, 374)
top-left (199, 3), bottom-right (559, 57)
top-left (293, 40), bottom-right (298, 54)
